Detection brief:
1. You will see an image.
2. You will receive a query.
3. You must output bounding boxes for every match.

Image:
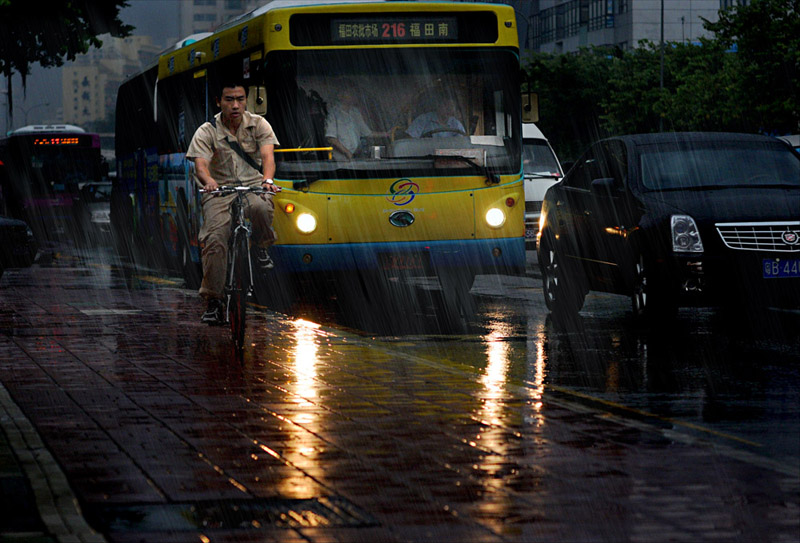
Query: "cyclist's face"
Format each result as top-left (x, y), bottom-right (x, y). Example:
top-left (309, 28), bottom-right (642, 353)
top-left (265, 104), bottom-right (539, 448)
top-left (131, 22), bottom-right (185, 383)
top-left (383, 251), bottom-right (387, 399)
top-left (217, 86), bottom-right (247, 122)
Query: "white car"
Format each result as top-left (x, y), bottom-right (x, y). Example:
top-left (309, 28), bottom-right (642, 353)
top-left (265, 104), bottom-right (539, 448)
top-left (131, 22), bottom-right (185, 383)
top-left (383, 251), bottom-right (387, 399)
top-left (522, 123), bottom-right (563, 247)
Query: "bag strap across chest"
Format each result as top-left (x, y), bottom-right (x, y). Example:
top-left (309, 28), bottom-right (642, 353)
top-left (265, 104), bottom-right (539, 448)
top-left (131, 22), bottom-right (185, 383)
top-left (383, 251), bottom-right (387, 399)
top-left (210, 118), bottom-right (262, 175)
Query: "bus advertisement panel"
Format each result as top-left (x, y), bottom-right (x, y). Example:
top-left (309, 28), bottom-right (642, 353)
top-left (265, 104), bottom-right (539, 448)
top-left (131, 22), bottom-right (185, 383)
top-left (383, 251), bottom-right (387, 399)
top-left (0, 124), bottom-right (104, 241)
top-left (114, 0), bottom-right (524, 314)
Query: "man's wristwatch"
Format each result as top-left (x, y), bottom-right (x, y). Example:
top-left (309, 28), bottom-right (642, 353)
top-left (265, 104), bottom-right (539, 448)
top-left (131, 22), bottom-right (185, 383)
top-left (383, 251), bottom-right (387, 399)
top-left (262, 179), bottom-right (274, 186)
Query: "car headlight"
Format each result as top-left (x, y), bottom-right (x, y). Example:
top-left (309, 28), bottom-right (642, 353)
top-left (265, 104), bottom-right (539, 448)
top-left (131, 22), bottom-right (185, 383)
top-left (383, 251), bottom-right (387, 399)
top-left (671, 215), bottom-right (703, 253)
top-left (485, 207), bottom-right (506, 228)
top-left (296, 212), bottom-right (317, 234)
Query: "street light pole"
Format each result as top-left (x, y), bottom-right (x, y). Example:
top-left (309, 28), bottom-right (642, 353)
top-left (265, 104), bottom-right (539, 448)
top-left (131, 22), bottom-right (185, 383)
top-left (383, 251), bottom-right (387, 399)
top-left (17, 102), bottom-right (50, 127)
top-left (659, 0), bottom-right (664, 132)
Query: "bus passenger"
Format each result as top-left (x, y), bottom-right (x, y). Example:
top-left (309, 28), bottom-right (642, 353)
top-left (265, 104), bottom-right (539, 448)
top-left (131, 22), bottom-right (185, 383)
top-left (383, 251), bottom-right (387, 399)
top-left (407, 99), bottom-right (466, 138)
top-left (325, 88), bottom-right (373, 160)
top-left (186, 79), bottom-right (281, 326)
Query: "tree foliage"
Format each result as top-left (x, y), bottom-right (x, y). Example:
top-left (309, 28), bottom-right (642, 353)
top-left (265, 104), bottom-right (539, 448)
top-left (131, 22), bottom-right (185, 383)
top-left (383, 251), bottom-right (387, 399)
top-left (524, 0), bottom-right (799, 161)
top-left (0, 0), bottom-right (132, 125)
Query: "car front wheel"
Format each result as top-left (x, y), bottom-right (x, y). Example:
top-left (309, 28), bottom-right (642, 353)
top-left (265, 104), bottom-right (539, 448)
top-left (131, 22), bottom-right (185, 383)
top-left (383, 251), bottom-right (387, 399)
top-left (540, 236), bottom-right (585, 317)
top-left (631, 254), bottom-right (676, 321)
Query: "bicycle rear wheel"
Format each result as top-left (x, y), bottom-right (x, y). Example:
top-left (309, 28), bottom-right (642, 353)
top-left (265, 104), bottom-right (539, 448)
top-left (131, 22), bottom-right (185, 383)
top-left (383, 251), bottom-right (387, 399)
top-left (228, 232), bottom-right (248, 351)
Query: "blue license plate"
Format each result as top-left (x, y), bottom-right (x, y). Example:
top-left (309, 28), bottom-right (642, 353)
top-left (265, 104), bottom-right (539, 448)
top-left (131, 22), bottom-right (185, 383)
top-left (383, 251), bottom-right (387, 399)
top-left (763, 258), bottom-right (800, 278)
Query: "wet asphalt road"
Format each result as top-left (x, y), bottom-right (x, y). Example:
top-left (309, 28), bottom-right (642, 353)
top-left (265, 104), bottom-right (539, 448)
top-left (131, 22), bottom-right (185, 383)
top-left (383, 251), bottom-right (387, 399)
top-left (0, 242), bottom-right (798, 542)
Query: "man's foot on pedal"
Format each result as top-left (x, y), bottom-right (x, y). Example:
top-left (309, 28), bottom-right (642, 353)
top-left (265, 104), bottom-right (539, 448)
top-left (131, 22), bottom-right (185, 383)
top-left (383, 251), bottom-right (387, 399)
top-left (201, 298), bottom-right (226, 325)
top-left (256, 247), bottom-right (274, 272)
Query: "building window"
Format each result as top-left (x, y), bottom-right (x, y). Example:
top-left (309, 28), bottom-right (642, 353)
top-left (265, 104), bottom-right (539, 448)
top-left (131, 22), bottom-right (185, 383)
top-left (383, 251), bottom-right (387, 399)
top-left (618, 0), bottom-right (628, 14)
top-left (225, 0), bottom-right (243, 9)
top-left (194, 0), bottom-right (216, 5)
top-left (721, 0), bottom-right (749, 8)
top-left (194, 14), bottom-right (217, 22)
top-left (530, 7), bottom-right (556, 48)
top-left (589, 0), bottom-right (615, 32)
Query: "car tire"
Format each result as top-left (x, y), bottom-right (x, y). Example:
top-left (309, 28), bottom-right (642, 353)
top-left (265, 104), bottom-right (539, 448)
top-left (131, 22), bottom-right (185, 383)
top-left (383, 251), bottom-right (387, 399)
top-left (540, 235), bottom-right (585, 317)
top-left (631, 254), bottom-right (676, 321)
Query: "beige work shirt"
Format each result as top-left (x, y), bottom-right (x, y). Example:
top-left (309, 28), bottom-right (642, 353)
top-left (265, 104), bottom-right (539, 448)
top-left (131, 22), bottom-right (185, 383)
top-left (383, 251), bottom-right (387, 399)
top-left (186, 110), bottom-right (279, 186)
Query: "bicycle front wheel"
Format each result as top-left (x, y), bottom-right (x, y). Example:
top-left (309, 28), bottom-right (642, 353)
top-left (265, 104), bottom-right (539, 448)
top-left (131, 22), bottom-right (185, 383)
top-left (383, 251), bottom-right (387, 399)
top-left (228, 232), bottom-right (248, 351)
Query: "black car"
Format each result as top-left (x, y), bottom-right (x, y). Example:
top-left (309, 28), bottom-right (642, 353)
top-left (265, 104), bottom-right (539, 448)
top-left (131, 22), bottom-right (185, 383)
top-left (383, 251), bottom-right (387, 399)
top-left (0, 215), bottom-right (38, 280)
top-left (537, 132), bottom-right (800, 319)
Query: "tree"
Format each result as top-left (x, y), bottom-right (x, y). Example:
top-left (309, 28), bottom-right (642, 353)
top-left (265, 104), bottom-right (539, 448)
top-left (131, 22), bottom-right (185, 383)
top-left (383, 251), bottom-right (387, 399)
top-left (0, 0), bottom-right (133, 128)
top-left (523, 48), bottom-right (614, 161)
top-left (703, 0), bottom-right (800, 134)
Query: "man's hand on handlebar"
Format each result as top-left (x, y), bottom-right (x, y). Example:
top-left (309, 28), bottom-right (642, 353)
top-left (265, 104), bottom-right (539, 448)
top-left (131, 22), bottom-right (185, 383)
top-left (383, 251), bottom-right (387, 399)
top-left (199, 184), bottom-right (281, 198)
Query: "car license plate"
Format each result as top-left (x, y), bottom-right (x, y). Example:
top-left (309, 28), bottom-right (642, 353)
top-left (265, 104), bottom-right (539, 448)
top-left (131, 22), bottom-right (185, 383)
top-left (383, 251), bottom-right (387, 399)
top-left (763, 258), bottom-right (800, 278)
top-left (379, 252), bottom-right (431, 275)
top-left (525, 227), bottom-right (536, 240)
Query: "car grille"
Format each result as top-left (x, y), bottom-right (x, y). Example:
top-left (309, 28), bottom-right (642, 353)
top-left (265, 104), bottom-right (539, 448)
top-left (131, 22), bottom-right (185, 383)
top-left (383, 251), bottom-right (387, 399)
top-left (716, 221), bottom-right (800, 252)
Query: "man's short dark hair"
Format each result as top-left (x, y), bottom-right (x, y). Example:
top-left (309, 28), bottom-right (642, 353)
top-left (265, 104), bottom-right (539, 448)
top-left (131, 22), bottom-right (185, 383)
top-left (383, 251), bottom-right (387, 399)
top-left (215, 78), bottom-right (248, 99)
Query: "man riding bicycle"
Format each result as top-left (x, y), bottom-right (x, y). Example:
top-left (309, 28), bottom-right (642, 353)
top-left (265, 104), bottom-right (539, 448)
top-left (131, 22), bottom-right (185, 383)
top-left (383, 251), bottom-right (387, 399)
top-left (186, 78), bottom-right (280, 325)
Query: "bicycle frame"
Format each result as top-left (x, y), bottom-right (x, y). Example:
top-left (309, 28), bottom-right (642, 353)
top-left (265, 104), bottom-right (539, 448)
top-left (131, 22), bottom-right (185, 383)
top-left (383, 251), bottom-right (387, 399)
top-left (200, 185), bottom-right (269, 351)
top-left (226, 191), bottom-right (254, 307)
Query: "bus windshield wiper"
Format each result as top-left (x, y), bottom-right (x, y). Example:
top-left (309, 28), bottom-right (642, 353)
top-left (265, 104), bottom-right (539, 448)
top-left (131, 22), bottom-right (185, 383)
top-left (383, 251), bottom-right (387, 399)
top-left (407, 154), bottom-right (500, 185)
top-left (525, 172), bottom-right (561, 179)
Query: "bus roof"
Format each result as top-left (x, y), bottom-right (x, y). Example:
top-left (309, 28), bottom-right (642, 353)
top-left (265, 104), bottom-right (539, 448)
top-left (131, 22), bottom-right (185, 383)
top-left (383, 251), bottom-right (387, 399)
top-left (158, 0), bottom-right (518, 80)
top-left (11, 124), bottom-right (87, 135)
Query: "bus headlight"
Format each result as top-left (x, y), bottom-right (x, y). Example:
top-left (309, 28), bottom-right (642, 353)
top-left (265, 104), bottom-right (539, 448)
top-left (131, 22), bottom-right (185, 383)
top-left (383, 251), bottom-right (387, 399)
top-left (485, 207), bottom-right (506, 228)
top-left (296, 213), bottom-right (317, 234)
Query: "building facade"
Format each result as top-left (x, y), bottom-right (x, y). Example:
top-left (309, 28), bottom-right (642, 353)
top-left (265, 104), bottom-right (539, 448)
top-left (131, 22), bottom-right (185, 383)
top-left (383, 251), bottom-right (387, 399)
top-left (461, 0), bottom-right (749, 54)
top-left (178, 0), bottom-right (263, 38)
top-left (61, 35), bottom-right (161, 127)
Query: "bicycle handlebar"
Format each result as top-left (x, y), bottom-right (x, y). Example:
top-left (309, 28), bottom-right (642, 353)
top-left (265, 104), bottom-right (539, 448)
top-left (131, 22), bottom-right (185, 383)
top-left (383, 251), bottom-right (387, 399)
top-left (199, 184), bottom-right (281, 195)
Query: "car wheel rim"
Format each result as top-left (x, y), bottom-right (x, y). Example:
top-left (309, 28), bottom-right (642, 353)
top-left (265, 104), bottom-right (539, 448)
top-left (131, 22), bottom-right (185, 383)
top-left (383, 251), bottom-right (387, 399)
top-left (633, 258), bottom-right (647, 315)
top-left (544, 248), bottom-right (558, 304)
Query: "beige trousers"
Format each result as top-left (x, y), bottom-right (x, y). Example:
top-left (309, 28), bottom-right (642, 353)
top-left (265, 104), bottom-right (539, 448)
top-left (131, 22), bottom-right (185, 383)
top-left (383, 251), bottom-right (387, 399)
top-left (198, 192), bottom-right (275, 300)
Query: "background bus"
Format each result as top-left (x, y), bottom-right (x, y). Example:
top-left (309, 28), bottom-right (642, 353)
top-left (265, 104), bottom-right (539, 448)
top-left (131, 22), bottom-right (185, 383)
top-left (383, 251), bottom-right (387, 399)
top-left (114, 0), bottom-right (524, 318)
top-left (0, 124), bottom-right (106, 242)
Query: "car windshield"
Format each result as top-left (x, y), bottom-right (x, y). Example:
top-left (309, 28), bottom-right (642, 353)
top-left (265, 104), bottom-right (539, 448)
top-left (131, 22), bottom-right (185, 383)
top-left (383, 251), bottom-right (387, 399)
top-left (80, 183), bottom-right (112, 202)
top-left (639, 140), bottom-right (800, 191)
top-left (523, 139), bottom-right (561, 176)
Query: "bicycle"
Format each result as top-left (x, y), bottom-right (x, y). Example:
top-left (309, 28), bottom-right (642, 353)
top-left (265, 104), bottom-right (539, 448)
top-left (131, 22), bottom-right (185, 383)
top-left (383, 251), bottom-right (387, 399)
top-left (200, 185), bottom-right (276, 352)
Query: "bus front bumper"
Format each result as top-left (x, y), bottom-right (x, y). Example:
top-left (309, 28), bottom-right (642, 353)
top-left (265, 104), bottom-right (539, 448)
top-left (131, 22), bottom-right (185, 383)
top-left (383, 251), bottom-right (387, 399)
top-left (271, 237), bottom-right (526, 277)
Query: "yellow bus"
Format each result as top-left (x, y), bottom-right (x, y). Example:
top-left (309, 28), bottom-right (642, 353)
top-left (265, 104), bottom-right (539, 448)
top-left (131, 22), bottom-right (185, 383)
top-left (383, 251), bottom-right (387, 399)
top-left (113, 0), bottom-right (524, 312)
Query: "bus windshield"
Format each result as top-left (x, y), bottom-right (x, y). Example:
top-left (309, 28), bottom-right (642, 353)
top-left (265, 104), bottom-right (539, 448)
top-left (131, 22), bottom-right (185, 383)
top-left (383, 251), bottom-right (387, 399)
top-left (266, 48), bottom-right (520, 179)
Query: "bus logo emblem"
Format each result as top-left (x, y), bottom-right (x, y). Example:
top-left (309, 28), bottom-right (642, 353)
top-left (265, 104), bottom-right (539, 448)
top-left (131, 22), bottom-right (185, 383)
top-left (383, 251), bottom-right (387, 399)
top-left (386, 178), bottom-right (418, 206)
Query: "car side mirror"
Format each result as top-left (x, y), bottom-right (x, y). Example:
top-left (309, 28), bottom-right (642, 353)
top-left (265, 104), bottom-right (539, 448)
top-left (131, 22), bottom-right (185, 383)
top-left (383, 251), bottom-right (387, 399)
top-left (590, 177), bottom-right (619, 197)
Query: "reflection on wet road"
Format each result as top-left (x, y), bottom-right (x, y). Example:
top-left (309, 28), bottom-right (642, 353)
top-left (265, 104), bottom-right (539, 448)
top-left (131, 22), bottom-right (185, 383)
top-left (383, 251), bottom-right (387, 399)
top-left (0, 244), bottom-right (797, 541)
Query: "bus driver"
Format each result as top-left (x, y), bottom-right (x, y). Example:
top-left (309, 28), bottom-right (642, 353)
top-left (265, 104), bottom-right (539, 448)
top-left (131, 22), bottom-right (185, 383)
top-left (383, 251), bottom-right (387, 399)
top-left (187, 79), bottom-right (281, 325)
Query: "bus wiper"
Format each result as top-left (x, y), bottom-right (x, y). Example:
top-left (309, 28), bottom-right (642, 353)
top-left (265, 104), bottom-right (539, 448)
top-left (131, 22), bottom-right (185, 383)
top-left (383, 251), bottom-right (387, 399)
top-left (408, 154), bottom-right (500, 185)
top-left (525, 172), bottom-right (561, 179)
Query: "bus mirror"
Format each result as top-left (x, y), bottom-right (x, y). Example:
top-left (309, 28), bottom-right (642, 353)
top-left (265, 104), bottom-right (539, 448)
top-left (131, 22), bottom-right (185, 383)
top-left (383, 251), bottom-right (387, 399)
top-left (248, 86), bottom-right (267, 115)
top-left (522, 92), bottom-right (539, 123)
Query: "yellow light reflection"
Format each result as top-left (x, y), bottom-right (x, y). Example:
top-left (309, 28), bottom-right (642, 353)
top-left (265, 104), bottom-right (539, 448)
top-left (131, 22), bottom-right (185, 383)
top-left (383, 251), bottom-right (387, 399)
top-left (277, 318), bottom-right (322, 498)
top-left (476, 322), bottom-right (513, 522)
top-left (479, 327), bottom-right (511, 427)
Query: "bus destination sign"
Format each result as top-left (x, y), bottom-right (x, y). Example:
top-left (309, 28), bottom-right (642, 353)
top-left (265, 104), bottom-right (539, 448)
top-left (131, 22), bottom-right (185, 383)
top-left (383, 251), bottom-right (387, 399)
top-left (331, 17), bottom-right (458, 44)
top-left (33, 137), bottom-right (80, 146)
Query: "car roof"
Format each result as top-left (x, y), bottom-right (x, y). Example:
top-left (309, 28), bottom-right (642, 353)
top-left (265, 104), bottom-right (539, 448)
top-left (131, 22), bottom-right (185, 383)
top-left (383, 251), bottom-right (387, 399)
top-left (607, 132), bottom-right (780, 146)
top-left (522, 123), bottom-right (546, 140)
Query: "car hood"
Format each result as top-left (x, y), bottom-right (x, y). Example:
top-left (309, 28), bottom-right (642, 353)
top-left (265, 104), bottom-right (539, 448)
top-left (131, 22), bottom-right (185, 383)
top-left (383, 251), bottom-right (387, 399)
top-left (639, 187), bottom-right (799, 224)
top-left (0, 215), bottom-right (30, 228)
